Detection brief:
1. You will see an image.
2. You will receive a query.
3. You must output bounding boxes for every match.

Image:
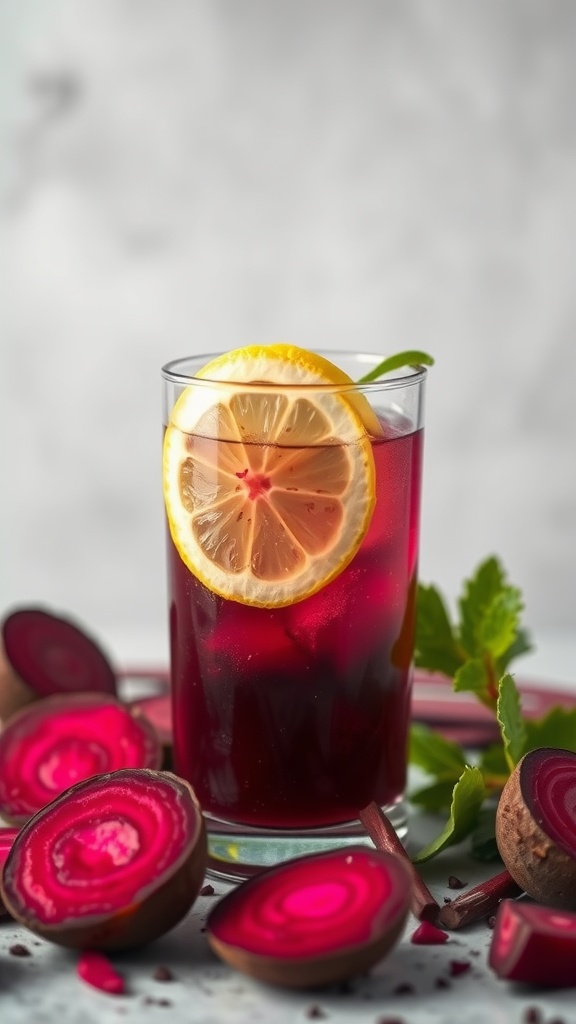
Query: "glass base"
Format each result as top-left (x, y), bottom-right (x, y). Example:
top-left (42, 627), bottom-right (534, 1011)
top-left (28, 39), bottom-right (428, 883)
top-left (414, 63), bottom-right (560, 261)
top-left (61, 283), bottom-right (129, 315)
top-left (205, 800), bottom-right (408, 883)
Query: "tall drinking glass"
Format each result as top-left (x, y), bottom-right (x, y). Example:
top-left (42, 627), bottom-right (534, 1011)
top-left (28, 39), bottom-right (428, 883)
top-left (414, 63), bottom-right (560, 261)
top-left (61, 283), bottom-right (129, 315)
top-left (162, 349), bottom-right (426, 880)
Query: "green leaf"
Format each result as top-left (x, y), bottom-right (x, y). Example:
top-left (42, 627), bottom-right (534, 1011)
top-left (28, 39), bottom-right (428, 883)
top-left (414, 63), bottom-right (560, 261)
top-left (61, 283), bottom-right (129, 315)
top-left (453, 658), bottom-right (489, 697)
top-left (497, 673), bottom-right (526, 772)
top-left (458, 556), bottom-right (507, 657)
top-left (470, 807), bottom-right (502, 863)
top-left (412, 766), bottom-right (486, 863)
top-left (523, 705), bottom-right (576, 754)
top-left (478, 587), bottom-right (524, 660)
top-left (409, 723), bottom-right (467, 778)
top-left (356, 350), bottom-right (434, 383)
top-left (415, 584), bottom-right (462, 677)
top-left (409, 779), bottom-right (457, 812)
top-left (498, 626), bottom-right (533, 673)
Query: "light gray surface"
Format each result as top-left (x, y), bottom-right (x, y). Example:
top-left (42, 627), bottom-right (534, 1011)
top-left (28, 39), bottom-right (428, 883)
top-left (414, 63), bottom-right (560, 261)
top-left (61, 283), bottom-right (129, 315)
top-left (1, 0), bottom-right (576, 649)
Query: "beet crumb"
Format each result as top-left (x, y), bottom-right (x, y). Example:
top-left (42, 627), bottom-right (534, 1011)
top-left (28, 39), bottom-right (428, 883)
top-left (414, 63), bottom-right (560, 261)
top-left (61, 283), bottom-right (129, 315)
top-left (200, 884), bottom-right (215, 896)
top-left (523, 1010), bottom-right (543, 1024)
top-left (449, 960), bottom-right (471, 977)
top-left (448, 875), bottom-right (467, 889)
top-left (435, 977), bottom-right (451, 989)
top-left (9, 943), bottom-right (31, 957)
top-left (305, 1007), bottom-right (327, 1019)
top-left (411, 921), bottom-right (449, 945)
top-left (375, 1017), bottom-right (406, 1024)
top-left (443, 896), bottom-right (452, 904)
top-left (393, 982), bottom-right (414, 995)
top-left (153, 966), bottom-right (174, 982)
top-left (487, 915), bottom-right (497, 929)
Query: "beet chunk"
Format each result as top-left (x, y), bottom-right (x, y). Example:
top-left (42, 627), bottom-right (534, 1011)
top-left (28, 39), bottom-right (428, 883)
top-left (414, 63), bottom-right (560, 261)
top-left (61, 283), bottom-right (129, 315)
top-left (489, 898), bottom-right (576, 986)
top-left (207, 846), bottom-right (412, 988)
top-left (2, 607), bottom-right (117, 703)
top-left (496, 748), bottom-right (576, 909)
top-left (0, 768), bottom-right (207, 950)
top-left (0, 693), bottom-right (162, 825)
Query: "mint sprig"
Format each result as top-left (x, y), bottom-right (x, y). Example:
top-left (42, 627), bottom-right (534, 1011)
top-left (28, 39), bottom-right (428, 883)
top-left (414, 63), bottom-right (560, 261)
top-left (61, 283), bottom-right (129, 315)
top-left (409, 555), bottom-right (557, 862)
top-left (356, 350), bottom-right (434, 384)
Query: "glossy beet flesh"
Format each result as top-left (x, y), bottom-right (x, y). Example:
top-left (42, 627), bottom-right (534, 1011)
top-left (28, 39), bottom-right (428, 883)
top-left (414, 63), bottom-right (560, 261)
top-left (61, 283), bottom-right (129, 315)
top-left (207, 846), bottom-right (412, 988)
top-left (2, 607), bottom-right (117, 699)
top-left (0, 768), bottom-right (207, 950)
top-left (0, 694), bottom-right (161, 824)
top-left (496, 748), bottom-right (576, 908)
top-left (489, 898), bottom-right (576, 986)
top-left (128, 694), bottom-right (173, 766)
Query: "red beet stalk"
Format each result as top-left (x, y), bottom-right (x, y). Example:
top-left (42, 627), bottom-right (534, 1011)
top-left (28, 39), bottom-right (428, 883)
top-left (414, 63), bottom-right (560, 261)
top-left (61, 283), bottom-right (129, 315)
top-left (2, 607), bottom-right (117, 700)
top-left (489, 898), bottom-right (576, 986)
top-left (0, 693), bottom-right (162, 824)
top-left (0, 767), bottom-right (207, 950)
top-left (359, 802), bottom-right (439, 922)
top-left (438, 869), bottom-right (523, 930)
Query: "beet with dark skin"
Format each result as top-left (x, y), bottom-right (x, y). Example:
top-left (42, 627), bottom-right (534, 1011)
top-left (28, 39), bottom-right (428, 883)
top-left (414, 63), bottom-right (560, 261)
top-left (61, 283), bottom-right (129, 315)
top-left (1, 607), bottom-right (117, 712)
top-left (496, 747), bottom-right (576, 909)
top-left (0, 827), bottom-right (20, 918)
top-left (0, 693), bottom-right (162, 825)
top-left (489, 898), bottom-right (576, 987)
top-left (206, 846), bottom-right (412, 988)
top-left (0, 768), bottom-right (207, 950)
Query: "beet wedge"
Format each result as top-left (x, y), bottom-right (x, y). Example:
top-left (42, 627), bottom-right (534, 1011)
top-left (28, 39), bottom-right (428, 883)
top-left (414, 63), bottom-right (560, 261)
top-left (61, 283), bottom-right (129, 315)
top-left (0, 693), bottom-right (162, 825)
top-left (489, 898), bottom-right (576, 987)
top-left (207, 846), bottom-right (412, 988)
top-left (0, 768), bottom-right (207, 950)
top-left (2, 607), bottom-right (117, 708)
top-left (496, 747), bottom-right (576, 909)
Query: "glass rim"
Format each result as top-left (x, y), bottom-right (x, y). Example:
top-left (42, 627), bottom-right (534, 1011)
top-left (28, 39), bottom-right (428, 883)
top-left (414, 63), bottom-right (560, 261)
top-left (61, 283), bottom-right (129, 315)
top-left (161, 349), bottom-right (428, 392)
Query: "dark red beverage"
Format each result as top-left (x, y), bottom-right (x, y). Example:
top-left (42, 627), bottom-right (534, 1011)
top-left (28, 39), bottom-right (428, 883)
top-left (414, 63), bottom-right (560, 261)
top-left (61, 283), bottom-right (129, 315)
top-left (167, 420), bottom-right (423, 830)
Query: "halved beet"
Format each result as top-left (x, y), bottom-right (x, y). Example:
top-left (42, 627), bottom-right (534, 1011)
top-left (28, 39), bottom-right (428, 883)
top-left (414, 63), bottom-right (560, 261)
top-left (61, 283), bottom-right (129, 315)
top-left (0, 693), bottom-right (162, 825)
top-left (489, 898), bottom-right (576, 986)
top-left (0, 827), bottom-right (20, 918)
top-left (2, 607), bottom-right (117, 704)
top-left (0, 768), bottom-right (207, 950)
top-left (496, 747), bottom-right (576, 908)
top-left (206, 846), bottom-right (412, 988)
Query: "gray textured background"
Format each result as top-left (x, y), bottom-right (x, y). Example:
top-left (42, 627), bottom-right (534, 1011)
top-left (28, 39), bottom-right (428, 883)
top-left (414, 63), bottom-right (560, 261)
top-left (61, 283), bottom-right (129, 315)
top-left (1, 0), bottom-right (575, 669)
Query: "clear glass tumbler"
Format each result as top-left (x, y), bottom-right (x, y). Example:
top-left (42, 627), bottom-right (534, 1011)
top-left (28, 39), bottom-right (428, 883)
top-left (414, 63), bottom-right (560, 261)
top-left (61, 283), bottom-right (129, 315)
top-left (162, 349), bottom-right (427, 880)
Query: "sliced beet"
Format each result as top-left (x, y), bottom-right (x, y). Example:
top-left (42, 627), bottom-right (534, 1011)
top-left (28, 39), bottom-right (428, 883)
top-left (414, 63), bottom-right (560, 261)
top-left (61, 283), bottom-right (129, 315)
top-left (496, 748), bottom-right (576, 908)
top-left (2, 607), bottom-right (117, 702)
top-left (489, 898), bottom-right (576, 986)
top-left (0, 693), bottom-right (162, 825)
top-left (206, 846), bottom-right (412, 988)
top-left (0, 827), bottom-right (20, 918)
top-left (0, 768), bottom-right (207, 950)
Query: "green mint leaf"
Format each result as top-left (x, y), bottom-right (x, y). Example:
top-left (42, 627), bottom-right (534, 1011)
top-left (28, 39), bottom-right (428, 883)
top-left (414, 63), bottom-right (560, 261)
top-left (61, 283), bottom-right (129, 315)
top-left (356, 350), bottom-right (434, 383)
top-left (409, 723), bottom-right (467, 778)
top-left (458, 556), bottom-right (507, 657)
top-left (415, 583), bottom-right (462, 677)
top-left (471, 807), bottom-right (502, 863)
top-left (497, 673), bottom-right (526, 772)
top-left (477, 587), bottom-right (524, 660)
top-left (453, 658), bottom-right (488, 697)
top-left (500, 626), bottom-right (533, 672)
top-left (409, 779), bottom-right (458, 812)
top-left (523, 705), bottom-right (576, 754)
top-left (412, 766), bottom-right (485, 863)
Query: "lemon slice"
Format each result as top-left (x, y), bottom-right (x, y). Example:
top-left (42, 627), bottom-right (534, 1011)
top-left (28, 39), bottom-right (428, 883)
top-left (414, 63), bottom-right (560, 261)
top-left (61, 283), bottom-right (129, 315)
top-left (163, 344), bottom-right (376, 607)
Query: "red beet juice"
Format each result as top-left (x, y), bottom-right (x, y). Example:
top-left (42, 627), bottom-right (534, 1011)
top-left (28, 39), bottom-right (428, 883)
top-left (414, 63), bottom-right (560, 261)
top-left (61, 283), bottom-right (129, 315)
top-left (167, 418), bottom-right (423, 830)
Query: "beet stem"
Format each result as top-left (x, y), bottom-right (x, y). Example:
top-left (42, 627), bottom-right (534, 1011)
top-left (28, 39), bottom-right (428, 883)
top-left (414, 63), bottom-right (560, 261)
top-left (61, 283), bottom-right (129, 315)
top-left (359, 802), bottom-right (439, 923)
top-left (438, 869), bottom-right (524, 930)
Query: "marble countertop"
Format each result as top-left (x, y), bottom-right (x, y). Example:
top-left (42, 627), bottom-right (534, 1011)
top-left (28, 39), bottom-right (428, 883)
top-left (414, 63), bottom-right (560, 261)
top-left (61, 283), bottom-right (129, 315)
top-left (2, 636), bottom-right (576, 1023)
